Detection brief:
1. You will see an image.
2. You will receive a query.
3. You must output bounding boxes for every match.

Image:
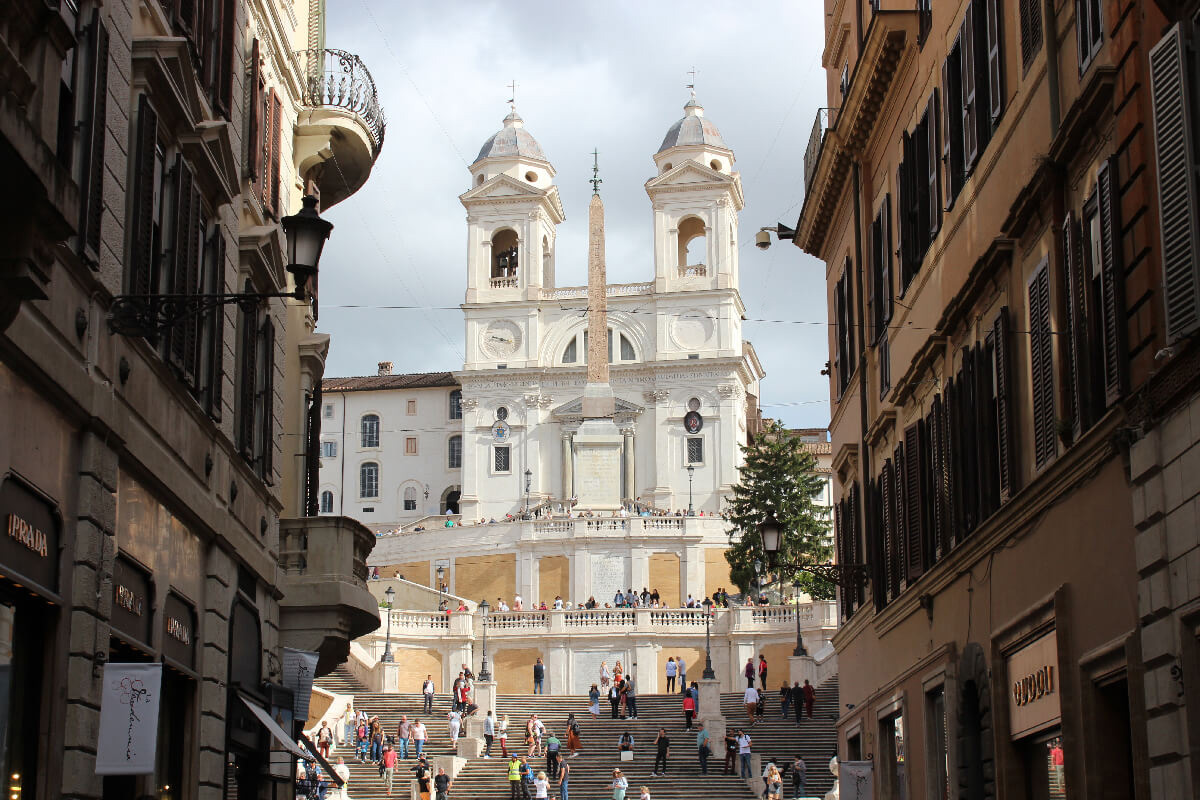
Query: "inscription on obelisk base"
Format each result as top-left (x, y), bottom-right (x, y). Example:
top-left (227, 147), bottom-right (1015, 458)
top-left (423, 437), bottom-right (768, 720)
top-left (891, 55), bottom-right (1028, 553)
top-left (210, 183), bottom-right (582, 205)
top-left (573, 158), bottom-right (624, 510)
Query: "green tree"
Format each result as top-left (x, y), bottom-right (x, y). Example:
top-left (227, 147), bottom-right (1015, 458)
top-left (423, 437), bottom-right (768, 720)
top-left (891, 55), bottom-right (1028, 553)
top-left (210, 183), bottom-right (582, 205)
top-left (724, 422), bottom-right (835, 600)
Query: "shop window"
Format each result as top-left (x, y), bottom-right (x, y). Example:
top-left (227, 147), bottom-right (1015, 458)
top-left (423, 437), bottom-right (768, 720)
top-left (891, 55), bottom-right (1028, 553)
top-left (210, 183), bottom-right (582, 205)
top-left (880, 711), bottom-right (907, 800)
top-left (0, 599), bottom-right (47, 800)
top-left (1019, 733), bottom-right (1066, 798)
top-left (926, 686), bottom-right (950, 800)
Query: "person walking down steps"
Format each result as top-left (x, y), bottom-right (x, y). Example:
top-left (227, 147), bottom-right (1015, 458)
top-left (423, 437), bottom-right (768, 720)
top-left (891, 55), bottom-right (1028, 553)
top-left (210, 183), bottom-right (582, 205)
top-left (534, 657), bottom-right (546, 694)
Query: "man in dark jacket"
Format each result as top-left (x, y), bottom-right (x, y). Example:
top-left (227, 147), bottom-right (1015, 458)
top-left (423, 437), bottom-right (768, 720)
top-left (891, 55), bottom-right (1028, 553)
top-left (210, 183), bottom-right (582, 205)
top-left (533, 658), bottom-right (546, 694)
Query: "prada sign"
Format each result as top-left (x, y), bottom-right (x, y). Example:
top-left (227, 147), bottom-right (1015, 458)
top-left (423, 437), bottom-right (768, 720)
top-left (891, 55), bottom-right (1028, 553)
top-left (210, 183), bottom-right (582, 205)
top-left (0, 477), bottom-right (60, 594)
top-left (162, 592), bottom-right (196, 669)
top-left (112, 555), bottom-right (153, 648)
top-left (1006, 630), bottom-right (1061, 739)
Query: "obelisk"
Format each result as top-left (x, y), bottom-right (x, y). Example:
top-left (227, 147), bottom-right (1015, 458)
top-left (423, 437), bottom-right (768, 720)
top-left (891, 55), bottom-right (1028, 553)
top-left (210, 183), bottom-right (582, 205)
top-left (582, 153), bottom-right (615, 418)
top-left (572, 151), bottom-right (624, 509)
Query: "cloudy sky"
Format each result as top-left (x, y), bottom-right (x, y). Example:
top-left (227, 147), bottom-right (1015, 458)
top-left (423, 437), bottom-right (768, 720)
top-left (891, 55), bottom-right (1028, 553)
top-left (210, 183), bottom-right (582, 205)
top-left (319, 1), bottom-right (831, 429)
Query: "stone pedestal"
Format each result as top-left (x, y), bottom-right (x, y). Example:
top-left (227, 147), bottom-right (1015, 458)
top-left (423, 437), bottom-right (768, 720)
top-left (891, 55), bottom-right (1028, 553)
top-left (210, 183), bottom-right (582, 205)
top-left (789, 654), bottom-right (815, 685)
top-left (573, 417), bottom-right (623, 510)
top-left (473, 680), bottom-right (497, 716)
top-left (697, 678), bottom-right (724, 722)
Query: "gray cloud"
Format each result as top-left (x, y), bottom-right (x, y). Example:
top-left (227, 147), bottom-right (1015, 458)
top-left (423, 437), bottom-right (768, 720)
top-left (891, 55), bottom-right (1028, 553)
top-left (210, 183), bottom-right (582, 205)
top-left (320, 0), bottom-right (831, 429)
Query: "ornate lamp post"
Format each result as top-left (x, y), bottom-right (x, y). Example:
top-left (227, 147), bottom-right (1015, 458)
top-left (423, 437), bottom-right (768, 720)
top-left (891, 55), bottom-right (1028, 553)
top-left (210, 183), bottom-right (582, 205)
top-left (436, 564), bottom-right (447, 611)
top-left (381, 586), bottom-right (396, 663)
top-left (686, 464), bottom-right (695, 515)
top-left (524, 468), bottom-right (533, 518)
top-left (478, 598), bottom-right (493, 681)
top-left (792, 577), bottom-right (807, 656)
top-left (753, 558), bottom-right (763, 605)
top-left (108, 195), bottom-right (333, 335)
top-left (701, 596), bottom-right (716, 679)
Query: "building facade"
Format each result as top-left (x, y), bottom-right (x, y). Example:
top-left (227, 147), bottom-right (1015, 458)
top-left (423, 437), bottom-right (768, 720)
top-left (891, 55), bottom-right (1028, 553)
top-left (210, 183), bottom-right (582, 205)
top-left (793, 0), bottom-right (1183, 797)
top-left (0, 1), bottom-right (382, 798)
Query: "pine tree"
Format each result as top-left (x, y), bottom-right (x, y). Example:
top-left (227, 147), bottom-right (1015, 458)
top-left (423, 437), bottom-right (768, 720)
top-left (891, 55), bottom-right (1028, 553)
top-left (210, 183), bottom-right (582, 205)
top-left (724, 421), bottom-right (834, 600)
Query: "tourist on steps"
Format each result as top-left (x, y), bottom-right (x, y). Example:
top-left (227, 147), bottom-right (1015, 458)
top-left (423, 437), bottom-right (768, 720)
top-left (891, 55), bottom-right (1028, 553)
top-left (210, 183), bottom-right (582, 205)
top-left (610, 769), bottom-right (628, 800)
top-left (665, 656), bottom-right (677, 693)
top-left (624, 676), bottom-right (639, 719)
top-left (410, 718), bottom-right (427, 758)
top-left (600, 660), bottom-right (611, 690)
top-left (557, 753), bottom-right (570, 800)
top-left (397, 715), bottom-right (410, 759)
top-left (534, 657), bottom-right (546, 694)
top-left (608, 682), bottom-right (621, 719)
top-left (566, 713), bottom-right (582, 756)
top-left (484, 710), bottom-right (495, 757)
top-left (508, 755), bottom-right (528, 800)
top-left (589, 684), bottom-right (601, 719)
top-left (696, 721), bottom-right (711, 774)
top-left (792, 755), bottom-right (807, 800)
top-left (617, 730), bottom-right (635, 758)
top-left (744, 684), bottom-right (760, 724)
top-left (682, 691), bottom-right (695, 730)
top-left (652, 728), bottom-right (670, 776)
top-left (723, 729), bottom-right (738, 775)
top-left (500, 714), bottom-right (510, 757)
top-left (545, 730), bottom-right (561, 777)
top-left (758, 654), bottom-right (769, 689)
top-left (802, 680), bottom-right (816, 718)
top-left (422, 675), bottom-right (436, 715)
top-left (433, 765), bottom-right (452, 800)
top-left (533, 770), bottom-right (550, 799)
top-left (677, 656), bottom-right (686, 694)
top-left (745, 658), bottom-right (756, 688)
top-left (736, 728), bottom-right (753, 779)
top-left (380, 744), bottom-right (398, 796)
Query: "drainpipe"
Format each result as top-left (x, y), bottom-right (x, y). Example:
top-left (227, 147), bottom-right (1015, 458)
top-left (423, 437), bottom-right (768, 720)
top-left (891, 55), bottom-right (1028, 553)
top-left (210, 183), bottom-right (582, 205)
top-left (1043, 0), bottom-right (1062, 135)
top-left (339, 392), bottom-right (347, 515)
top-left (851, 160), bottom-right (876, 611)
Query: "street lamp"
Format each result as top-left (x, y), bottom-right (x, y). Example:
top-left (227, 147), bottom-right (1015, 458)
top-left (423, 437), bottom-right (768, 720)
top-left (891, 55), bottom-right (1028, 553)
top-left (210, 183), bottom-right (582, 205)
top-left (792, 577), bottom-right (807, 657)
top-left (753, 558), bottom-right (763, 605)
top-left (524, 468), bottom-right (533, 518)
top-left (759, 513), bottom-right (782, 561)
top-left (108, 195), bottom-right (333, 335)
top-left (686, 464), bottom-right (695, 516)
top-left (701, 596), bottom-right (716, 679)
top-left (381, 585), bottom-right (396, 663)
top-left (436, 564), bottom-right (446, 611)
top-left (478, 598), bottom-right (493, 681)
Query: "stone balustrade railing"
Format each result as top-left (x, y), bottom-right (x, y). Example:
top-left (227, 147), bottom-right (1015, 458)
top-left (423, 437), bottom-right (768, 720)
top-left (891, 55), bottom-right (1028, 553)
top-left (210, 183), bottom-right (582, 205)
top-left (374, 603), bottom-right (836, 641)
top-left (526, 515), bottom-right (697, 539)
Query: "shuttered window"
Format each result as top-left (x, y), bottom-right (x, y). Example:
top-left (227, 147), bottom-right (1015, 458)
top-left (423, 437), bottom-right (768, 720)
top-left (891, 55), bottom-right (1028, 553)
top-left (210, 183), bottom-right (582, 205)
top-left (904, 423), bottom-right (924, 583)
top-left (129, 96), bottom-right (160, 297)
top-left (917, 0), bottom-right (932, 46)
top-left (1150, 24), bottom-right (1200, 342)
top-left (78, 11), bottom-right (109, 266)
top-left (247, 39), bottom-right (264, 183)
top-left (166, 156), bottom-right (202, 386)
top-left (835, 265), bottom-right (856, 397)
top-left (1096, 159), bottom-right (1127, 406)
top-left (235, 289), bottom-right (275, 482)
top-left (260, 88), bottom-right (278, 215)
top-left (900, 93), bottom-right (941, 288)
top-left (942, 47), bottom-right (965, 207)
top-left (961, 5), bottom-right (979, 170)
top-left (869, 196), bottom-right (893, 342)
top-left (992, 309), bottom-right (1016, 501)
top-left (269, 90), bottom-right (283, 216)
top-left (881, 458), bottom-right (898, 601)
top-left (879, 333), bottom-right (891, 399)
top-left (1028, 261), bottom-right (1057, 469)
top-left (986, 0), bottom-right (1004, 126)
top-left (1019, 0), bottom-right (1043, 69)
top-left (1062, 211), bottom-right (1092, 439)
top-left (946, 1), bottom-right (1002, 193)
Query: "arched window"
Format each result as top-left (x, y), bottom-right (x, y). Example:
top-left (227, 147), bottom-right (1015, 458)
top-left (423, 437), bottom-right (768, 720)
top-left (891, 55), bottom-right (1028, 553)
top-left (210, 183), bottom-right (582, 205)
top-left (620, 333), bottom-right (636, 361)
top-left (360, 462), bottom-right (379, 498)
top-left (361, 414), bottom-right (380, 448)
top-left (448, 435), bottom-right (462, 469)
top-left (320, 491), bottom-right (333, 513)
top-left (562, 336), bottom-right (577, 364)
top-left (677, 216), bottom-right (707, 273)
top-left (491, 229), bottom-right (519, 280)
top-left (403, 486), bottom-right (417, 511)
top-left (449, 390), bottom-right (462, 420)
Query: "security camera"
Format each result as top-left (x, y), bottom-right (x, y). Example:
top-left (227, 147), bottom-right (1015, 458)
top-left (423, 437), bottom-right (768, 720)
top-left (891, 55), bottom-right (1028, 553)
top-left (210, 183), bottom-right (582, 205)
top-left (755, 230), bottom-right (773, 250)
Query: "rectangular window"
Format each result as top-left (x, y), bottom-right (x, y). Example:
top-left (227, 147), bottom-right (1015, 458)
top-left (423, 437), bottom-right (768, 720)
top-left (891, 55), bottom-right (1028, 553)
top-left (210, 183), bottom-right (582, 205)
top-left (1076, 0), bottom-right (1104, 73)
top-left (320, 491), bottom-right (333, 514)
top-left (494, 445), bottom-right (511, 473)
top-left (686, 437), bottom-right (704, 464)
top-left (900, 95), bottom-right (941, 290)
top-left (835, 264), bottom-right (856, 397)
top-left (449, 391), bottom-right (463, 420)
top-left (236, 293), bottom-right (274, 482)
top-left (323, 403), bottom-right (333, 419)
top-left (405, 437), bottom-right (418, 455)
top-left (917, 0), bottom-right (932, 46)
top-left (321, 441), bottom-right (337, 459)
top-left (360, 463), bottom-right (378, 498)
top-left (361, 415), bottom-right (380, 448)
top-left (406, 399), bottom-right (417, 415)
top-left (926, 687), bottom-right (949, 800)
top-left (879, 333), bottom-right (891, 399)
top-left (869, 195), bottom-right (893, 341)
top-left (448, 436), bottom-right (462, 469)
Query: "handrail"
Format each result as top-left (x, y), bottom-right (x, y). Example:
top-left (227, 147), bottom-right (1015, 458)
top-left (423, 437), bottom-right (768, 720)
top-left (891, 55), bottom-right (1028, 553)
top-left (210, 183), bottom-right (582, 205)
top-left (297, 48), bottom-right (387, 155)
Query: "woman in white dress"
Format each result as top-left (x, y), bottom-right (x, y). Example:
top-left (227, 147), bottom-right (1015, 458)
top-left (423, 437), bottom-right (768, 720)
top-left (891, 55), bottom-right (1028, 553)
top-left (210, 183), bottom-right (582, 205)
top-left (500, 714), bottom-right (510, 758)
top-left (600, 661), bottom-right (611, 690)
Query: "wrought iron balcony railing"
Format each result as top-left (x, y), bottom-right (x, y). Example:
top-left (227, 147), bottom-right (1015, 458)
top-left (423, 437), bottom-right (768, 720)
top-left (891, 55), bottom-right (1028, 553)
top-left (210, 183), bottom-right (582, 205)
top-left (298, 48), bottom-right (387, 156)
top-left (804, 107), bottom-right (838, 194)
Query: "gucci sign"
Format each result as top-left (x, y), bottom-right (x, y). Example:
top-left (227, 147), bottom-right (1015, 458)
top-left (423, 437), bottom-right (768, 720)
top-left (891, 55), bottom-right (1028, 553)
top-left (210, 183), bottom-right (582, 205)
top-left (1012, 665), bottom-right (1054, 707)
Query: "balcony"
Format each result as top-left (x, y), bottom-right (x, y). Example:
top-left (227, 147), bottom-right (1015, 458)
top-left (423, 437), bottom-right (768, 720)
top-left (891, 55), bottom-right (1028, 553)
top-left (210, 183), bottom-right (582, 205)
top-left (278, 516), bottom-right (381, 676)
top-left (294, 48), bottom-right (387, 209)
top-left (803, 108), bottom-right (838, 195)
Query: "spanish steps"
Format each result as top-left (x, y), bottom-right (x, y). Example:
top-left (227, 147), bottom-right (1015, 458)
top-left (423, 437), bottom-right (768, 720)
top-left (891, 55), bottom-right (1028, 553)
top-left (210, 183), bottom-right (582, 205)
top-left (312, 666), bottom-right (838, 799)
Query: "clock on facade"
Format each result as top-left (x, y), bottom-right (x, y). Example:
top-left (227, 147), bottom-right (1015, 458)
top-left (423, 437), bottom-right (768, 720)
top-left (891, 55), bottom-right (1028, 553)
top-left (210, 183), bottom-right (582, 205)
top-left (480, 320), bottom-right (522, 358)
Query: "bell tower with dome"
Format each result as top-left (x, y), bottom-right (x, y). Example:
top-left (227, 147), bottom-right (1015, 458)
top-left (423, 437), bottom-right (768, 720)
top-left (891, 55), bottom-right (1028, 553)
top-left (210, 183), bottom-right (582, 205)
top-left (460, 107), bottom-right (565, 308)
top-left (645, 93), bottom-right (744, 294)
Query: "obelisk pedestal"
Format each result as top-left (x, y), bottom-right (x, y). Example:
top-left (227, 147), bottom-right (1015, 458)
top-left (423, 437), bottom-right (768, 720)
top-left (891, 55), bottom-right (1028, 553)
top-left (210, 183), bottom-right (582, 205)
top-left (573, 173), bottom-right (623, 510)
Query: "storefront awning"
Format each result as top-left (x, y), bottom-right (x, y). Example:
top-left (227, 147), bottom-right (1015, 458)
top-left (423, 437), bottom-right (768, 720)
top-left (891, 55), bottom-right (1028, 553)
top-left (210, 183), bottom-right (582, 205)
top-left (239, 695), bottom-right (308, 759)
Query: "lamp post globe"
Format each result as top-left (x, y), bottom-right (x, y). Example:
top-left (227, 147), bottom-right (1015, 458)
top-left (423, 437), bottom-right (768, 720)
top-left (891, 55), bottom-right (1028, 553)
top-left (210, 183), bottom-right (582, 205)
top-left (478, 598), bottom-right (492, 681)
top-left (701, 596), bottom-right (716, 679)
top-left (281, 194), bottom-right (333, 301)
top-left (381, 585), bottom-right (396, 663)
top-left (758, 514), bottom-right (782, 561)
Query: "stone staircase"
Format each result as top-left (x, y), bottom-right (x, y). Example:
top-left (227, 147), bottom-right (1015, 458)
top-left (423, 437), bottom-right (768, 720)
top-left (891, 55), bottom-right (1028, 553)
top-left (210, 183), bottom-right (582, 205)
top-left (311, 674), bottom-right (839, 800)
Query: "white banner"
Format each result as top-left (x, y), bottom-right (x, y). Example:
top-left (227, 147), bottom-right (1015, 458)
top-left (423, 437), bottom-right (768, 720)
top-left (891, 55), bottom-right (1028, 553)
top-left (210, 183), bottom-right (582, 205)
top-left (839, 760), bottom-right (874, 800)
top-left (96, 663), bottom-right (162, 775)
top-left (282, 648), bottom-right (319, 720)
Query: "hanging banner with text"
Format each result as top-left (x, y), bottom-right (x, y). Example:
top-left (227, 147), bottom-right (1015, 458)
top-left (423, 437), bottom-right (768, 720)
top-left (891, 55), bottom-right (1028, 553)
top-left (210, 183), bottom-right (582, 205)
top-left (96, 662), bottom-right (162, 775)
top-left (282, 647), bottom-right (320, 721)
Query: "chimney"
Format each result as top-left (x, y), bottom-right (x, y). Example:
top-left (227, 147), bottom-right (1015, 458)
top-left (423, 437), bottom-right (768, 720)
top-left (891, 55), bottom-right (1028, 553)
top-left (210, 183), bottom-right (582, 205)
top-left (377, 361), bottom-right (393, 376)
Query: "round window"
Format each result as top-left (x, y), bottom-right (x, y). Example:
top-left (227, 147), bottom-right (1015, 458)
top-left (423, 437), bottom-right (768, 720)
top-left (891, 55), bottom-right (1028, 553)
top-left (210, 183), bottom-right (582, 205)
top-left (525, 171), bottom-right (537, 182)
top-left (496, 406), bottom-right (509, 421)
top-left (710, 159), bottom-right (722, 171)
top-left (687, 397), bottom-right (701, 412)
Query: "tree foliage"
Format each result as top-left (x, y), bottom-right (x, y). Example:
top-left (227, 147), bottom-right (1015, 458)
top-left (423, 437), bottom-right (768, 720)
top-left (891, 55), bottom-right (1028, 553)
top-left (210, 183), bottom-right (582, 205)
top-left (724, 422), bottom-right (834, 600)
